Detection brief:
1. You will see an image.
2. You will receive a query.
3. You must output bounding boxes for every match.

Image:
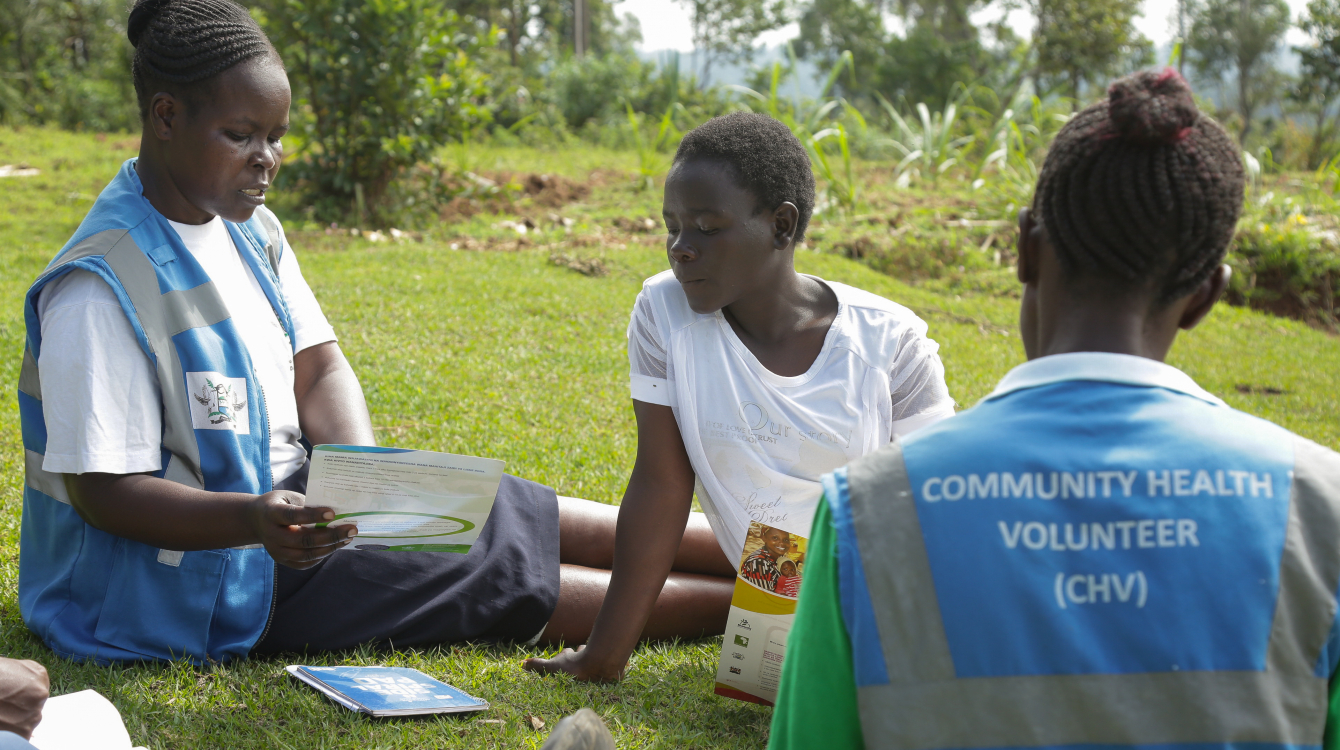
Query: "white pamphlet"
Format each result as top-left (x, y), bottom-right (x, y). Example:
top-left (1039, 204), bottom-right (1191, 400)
top-left (28, 690), bottom-right (146, 750)
top-left (305, 445), bottom-right (505, 553)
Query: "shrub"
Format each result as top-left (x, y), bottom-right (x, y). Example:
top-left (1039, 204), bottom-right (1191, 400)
top-left (1227, 211), bottom-right (1340, 328)
top-left (0, 0), bottom-right (138, 130)
top-left (259, 0), bottom-right (492, 225)
top-left (548, 52), bottom-right (654, 130)
top-left (732, 50), bottom-right (865, 215)
top-left (809, 217), bottom-right (1004, 282)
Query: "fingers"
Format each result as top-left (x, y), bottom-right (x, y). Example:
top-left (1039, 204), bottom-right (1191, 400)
top-left (256, 492), bottom-right (357, 569)
top-left (264, 494), bottom-right (333, 527)
top-left (270, 524), bottom-right (356, 569)
top-left (277, 523), bottom-right (354, 552)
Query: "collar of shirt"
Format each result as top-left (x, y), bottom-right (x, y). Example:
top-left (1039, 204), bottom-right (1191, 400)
top-left (983, 352), bottom-right (1225, 407)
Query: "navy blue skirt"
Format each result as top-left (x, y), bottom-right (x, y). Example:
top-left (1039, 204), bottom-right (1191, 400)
top-left (251, 471), bottom-right (561, 654)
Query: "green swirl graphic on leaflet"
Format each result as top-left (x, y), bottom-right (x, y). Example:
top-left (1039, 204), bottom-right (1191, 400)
top-left (318, 511), bottom-right (476, 538)
top-left (353, 543), bottom-right (473, 552)
top-left (314, 445), bottom-right (415, 454)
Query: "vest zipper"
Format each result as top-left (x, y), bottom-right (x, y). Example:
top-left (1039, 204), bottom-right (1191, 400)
top-left (256, 372), bottom-right (273, 492)
top-left (257, 560), bottom-right (280, 647)
top-left (254, 369), bottom-right (278, 647)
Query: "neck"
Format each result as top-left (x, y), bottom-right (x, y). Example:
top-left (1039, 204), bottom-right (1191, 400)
top-left (1029, 289), bottom-right (1179, 362)
top-left (136, 134), bottom-right (213, 225)
top-left (721, 262), bottom-right (828, 345)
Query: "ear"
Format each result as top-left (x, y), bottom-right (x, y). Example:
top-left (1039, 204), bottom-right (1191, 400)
top-left (149, 92), bottom-right (180, 142)
top-left (1177, 264), bottom-right (1231, 331)
top-left (1016, 207), bottom-right (1040, 284)
top-left (772, 202), bottom-right (800, 251)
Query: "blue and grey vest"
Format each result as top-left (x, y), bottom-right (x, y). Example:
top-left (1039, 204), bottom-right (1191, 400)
top-left (18, 159), bottom-right (294, 664)
top-left (823, 357), bottom-right (1340, 749)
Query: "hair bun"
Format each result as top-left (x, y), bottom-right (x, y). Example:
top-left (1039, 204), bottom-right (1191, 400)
top-left (1107, 68), bottom-right (1199, 145)
top-left (127, 0), bottom-right (170, 47)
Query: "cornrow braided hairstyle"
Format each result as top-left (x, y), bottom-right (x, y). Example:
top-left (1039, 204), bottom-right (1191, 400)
top-left (674, 112), bottom-right (816, 242)
top-left (1031, 69), bottom-right (1245, 302)
top-left (127, 0), bottom-right (275, 118)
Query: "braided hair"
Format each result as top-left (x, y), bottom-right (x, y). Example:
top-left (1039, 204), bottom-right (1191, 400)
top-left (674, 112), bottom-right (816, 242)
top-left (127, 0), bottom-right (276, 119)
top-left (1031, 69), bottom-right (1245, 302)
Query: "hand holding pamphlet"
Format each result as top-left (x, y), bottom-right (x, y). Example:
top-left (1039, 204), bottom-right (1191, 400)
top-left (714, 521), bottom-right (809, 706)
top-left (287, 666), bottom-right (488, 717)
top-left (306, 445), bottom-right (505, 553)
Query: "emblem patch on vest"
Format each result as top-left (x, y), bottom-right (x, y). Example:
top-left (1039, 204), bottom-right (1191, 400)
top-left (187, 371), bottom-right (250, 434)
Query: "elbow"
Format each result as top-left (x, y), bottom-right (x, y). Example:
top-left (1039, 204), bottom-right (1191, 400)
top-left (62, 473), bottom-right (119, 532)
top-left (65, 484), bottom-right (103, 529)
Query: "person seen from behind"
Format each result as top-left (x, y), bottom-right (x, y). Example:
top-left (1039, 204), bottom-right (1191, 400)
top-left (769, 68), bottom-right (1340, 749)
top-left (526, 112), bottom-right (955, 681)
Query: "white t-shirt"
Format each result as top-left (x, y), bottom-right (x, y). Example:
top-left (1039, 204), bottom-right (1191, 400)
top-left (36, 214), bottom-right (336, 484)
top-left (628, 270), bottom-right (956, 558)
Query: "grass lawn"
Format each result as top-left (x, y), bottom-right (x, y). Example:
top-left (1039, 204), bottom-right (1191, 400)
top-left (2, 128), bottom-right (1339, 748)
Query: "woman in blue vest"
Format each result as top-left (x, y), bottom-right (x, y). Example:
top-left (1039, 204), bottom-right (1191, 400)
top-left (17, 0), bottom-right (734, 665)
top-left (771, 69), bottom-right (1340, 749)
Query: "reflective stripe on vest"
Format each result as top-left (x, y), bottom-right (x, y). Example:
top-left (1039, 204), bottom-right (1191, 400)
top-left (18, 159), bottom-right (291, 663)
top-left (23, 227), bottom-right (225, 492)
top-left (832, 436), bottom-right (1340, 750)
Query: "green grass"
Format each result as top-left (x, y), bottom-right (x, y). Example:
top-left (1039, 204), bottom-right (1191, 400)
top-left (2, 130), bottom-right (1340, 748)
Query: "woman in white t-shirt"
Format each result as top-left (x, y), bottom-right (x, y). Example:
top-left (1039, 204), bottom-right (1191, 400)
top-left (525, 112), bottom-right (956, 682)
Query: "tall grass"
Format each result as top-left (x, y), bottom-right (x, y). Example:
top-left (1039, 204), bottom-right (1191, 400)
top-left (1318, 155), bottom-right (1340, 196)
top-left (971, 87), bottom-right (1072, 217)
top-left (625, 103), bottom-right (682, 191)
top-left (878, 86), bottom-right (976, 189)
top-left (731, 48), bottom-right (863, 215)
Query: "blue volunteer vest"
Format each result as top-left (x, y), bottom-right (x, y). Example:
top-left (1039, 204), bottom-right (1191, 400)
top-left (824, 357), bottom-right (1340, 749)
top-left (17, 159), bottom-right (295, 664)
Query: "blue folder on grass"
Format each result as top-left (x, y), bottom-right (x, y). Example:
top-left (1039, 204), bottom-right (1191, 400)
top-left (286, 665), bottom-right (489, 717)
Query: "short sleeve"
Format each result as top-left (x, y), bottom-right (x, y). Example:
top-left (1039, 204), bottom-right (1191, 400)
top-left (888, 330), bottom-right (955, 437)
top-left (276, 241), bottom-right (337, 353)
top-left (36, 270), bottom-right (164, 475)
top-left (628, 291), bottom-right (671, 406)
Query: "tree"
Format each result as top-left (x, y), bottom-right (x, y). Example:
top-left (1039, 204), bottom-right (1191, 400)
top-left (675, 0), bottom-right (787, 84)
top-left (794, 0), bottom-right (1008, 107)
top-left (892, 0), bottom-right (985, 44)
top-left (1030, 0), bottom-right (1152, 102)
top-left (795, 0), bottom-right (887, 90)
top-left (877, 24), bottom-right (994, 108)
top-left (260, 0), bottom-right (492, 223)
top-left (1175, 0), bottom-right (1189, 75)
top-left (0, 0), bottom-right (135, 128)
top-left (1188, 0), bottom-right (1292, 143)
top-left (444, 0), bottom-right (637, 69)
top-left (1292, 0), bottom-right (1340, 166)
